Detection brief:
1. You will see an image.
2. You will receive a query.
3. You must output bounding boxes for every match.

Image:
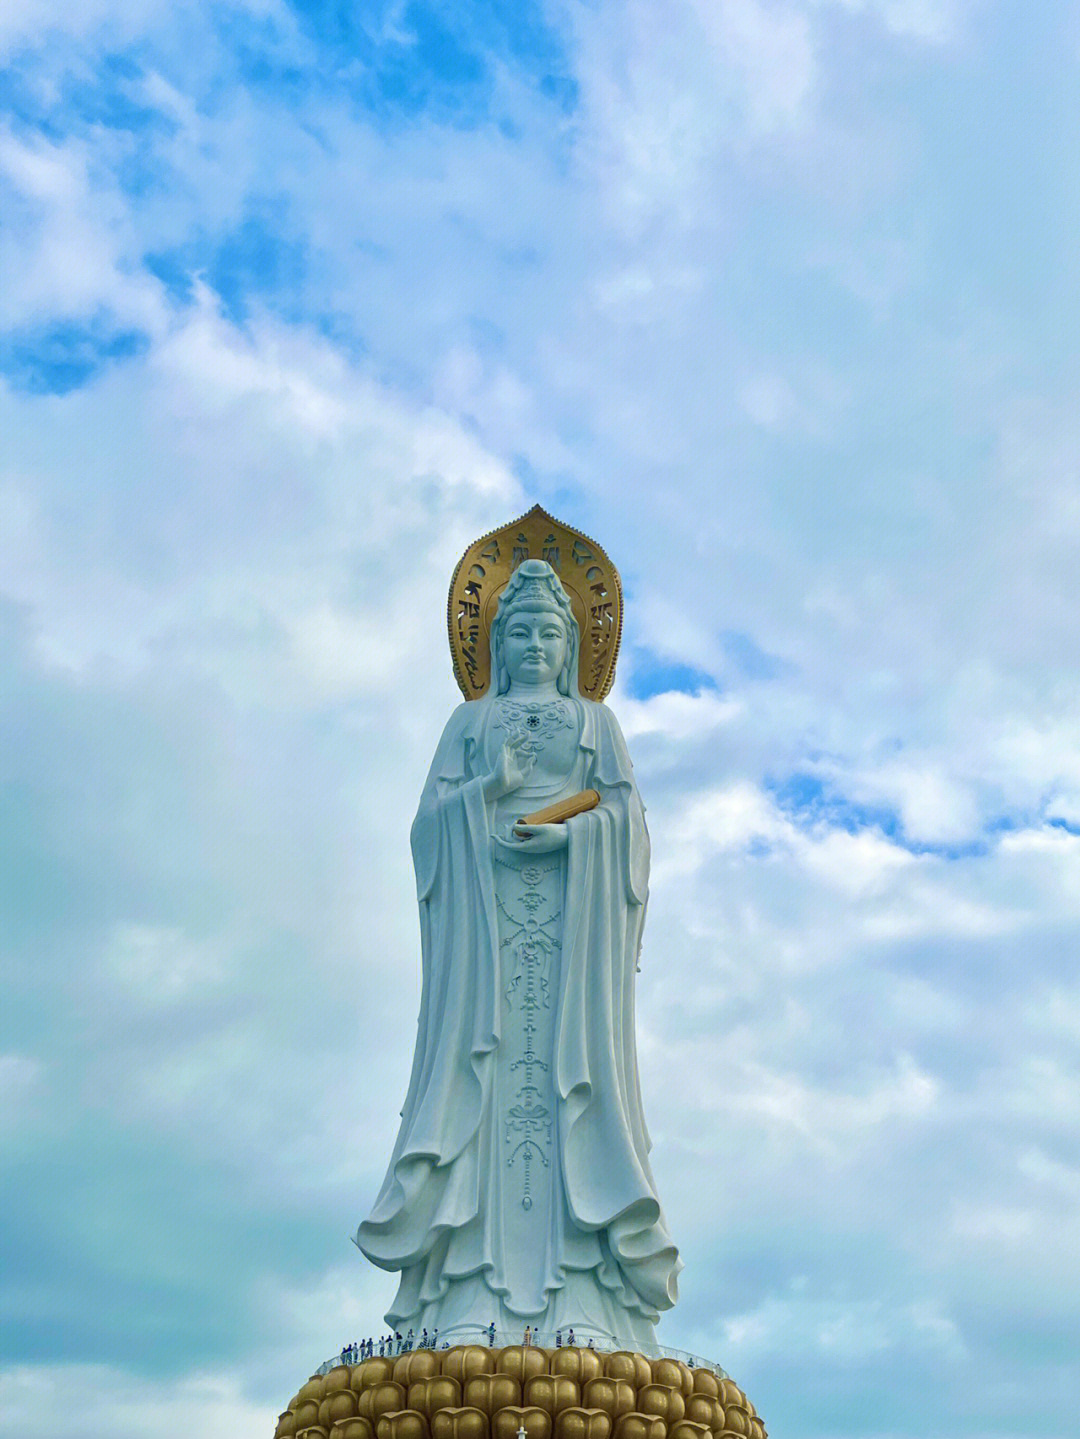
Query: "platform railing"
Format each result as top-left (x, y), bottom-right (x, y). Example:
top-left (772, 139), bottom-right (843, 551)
top-left (316, 1326), bottom-right (728, 1379)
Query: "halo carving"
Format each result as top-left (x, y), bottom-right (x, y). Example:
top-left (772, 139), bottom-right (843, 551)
top-left (448, 505), bottom-right (623, 702)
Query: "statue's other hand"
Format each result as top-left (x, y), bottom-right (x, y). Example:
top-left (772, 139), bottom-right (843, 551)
top-left (504, 822), bottom-right (569, 854)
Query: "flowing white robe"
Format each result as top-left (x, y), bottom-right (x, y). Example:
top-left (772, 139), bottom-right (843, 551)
top-left (356, 695), bottom-right (680, 1347)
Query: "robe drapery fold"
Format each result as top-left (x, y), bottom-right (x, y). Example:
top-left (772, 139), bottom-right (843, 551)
top-left (356, 697), bottom-right (681, 1343)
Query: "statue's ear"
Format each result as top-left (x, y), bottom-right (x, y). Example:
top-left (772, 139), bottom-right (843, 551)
top-left (560, 628), bottom-right (578, 695)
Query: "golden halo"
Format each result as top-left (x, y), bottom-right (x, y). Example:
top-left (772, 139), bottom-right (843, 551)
top-left (447, 506), bottom-right (623, 702)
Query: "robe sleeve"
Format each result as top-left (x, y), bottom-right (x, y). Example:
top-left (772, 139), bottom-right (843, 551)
top-left (358, 702), bottom-right (501, 1274)
top-left (587, 702), bottom-right (650, 906)
top-left (557, 701), bottom-right (680, 1316)
top-left (411, 703), bottom-right (478, 901)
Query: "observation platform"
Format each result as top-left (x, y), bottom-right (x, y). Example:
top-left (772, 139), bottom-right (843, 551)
top-left (316, 1330), bottom-right (729, 1379)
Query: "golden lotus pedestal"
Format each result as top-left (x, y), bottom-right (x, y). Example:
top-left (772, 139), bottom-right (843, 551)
top-left (272, 1345), bottom-right (766, 1439)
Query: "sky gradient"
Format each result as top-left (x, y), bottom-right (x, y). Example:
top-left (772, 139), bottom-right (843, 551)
top-left (2, 3), bottom-right (1079, 1436)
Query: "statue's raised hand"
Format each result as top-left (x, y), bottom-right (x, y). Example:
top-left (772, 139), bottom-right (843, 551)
top-left (483, 733), bottom-right (536, 801)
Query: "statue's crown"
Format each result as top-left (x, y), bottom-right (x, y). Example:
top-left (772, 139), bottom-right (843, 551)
top-left (506, 575), bottom-right (555, 605)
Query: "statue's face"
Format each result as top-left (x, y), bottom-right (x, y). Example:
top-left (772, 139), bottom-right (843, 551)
top-left (502, 604), bottom-right (568, 687)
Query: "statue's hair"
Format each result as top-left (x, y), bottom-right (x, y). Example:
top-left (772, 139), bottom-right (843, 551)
top-left (490, 559), bottom-right (580, 697)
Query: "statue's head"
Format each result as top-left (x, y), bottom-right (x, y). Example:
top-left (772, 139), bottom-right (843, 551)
top-left (490, 559), bottom-right (580, 696)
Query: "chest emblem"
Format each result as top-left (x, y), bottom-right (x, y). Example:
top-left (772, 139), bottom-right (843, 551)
top-left (494, 699), bottom-right (574, 755)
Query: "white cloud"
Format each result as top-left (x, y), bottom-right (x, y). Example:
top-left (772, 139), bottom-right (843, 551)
top-left (566, 0), bottom-right (817, 238)
top-left (0, 1366), bottom-right (272, 1439)
top-left (0, 0), bottom-right (158, 61)
top-left (0, 0), bottom-right (290, 62)
top-left (0, 1054), bottom-right (45, 1134)
top-left (697, 0), bottom-right (816, 133)
top-left (721, 1291), bottom-right (966, 1364)
top-left (717, 1050), bottom-right (940, 1147)
top-left (829, 0), bottom-right (968, 44)
top-left (618, 689), bottom-right (743, 742)
top-left (1017, 1146), bottom-right (1080, 1203)
top-left (104, 923), bottom-right (229, 1001)
top-left (0, 126), bottom-right (167, 331)
top-left (253, 1260), bottom-right (399, 1373)
top-left (1, 3), bottom-right (1079, 1436)
top-left (0, 292), bottom-right (517, 687)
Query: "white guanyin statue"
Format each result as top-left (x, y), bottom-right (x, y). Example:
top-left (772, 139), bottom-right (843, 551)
top-left (356, 515), bottom-right (680, 1352)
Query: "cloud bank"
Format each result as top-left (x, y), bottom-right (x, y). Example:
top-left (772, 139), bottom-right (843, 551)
top-left (2, 3), bottom-right (1078, 1437)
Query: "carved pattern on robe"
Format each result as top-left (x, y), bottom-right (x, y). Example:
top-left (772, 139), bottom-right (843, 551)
top-left (496, 857), bottom-right (562, 1210)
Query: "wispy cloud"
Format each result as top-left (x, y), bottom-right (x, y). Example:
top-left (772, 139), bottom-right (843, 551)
top-left (2, 2), bottom-right (1078, 1436)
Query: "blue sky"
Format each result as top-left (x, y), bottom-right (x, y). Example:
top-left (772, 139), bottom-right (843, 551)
top-left (2, 2), bottom-right (1079, 1435)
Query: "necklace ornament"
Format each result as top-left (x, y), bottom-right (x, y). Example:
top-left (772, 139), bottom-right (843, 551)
top-left (494, 698), bottom-right (574, 755)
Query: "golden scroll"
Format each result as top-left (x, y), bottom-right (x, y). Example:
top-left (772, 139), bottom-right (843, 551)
top-left (516, 789), bottom-right (601, 830)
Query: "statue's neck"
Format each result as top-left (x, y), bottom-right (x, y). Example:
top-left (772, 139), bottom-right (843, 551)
top-left (503, 682), bottom-right (564, 702)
